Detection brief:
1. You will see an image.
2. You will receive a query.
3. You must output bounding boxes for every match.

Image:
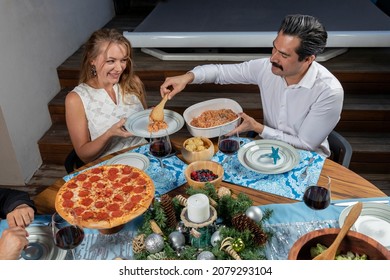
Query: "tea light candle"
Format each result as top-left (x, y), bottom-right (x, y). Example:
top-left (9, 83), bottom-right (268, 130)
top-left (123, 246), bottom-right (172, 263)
top-left (187, 194), bottom-right (210, 223)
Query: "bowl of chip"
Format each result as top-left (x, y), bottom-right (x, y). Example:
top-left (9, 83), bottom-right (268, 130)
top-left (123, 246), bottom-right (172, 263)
top-left (181, 136), bottom-right (215, 163)
top-left (184, 160), bottom-right (223, 189)
top-left (183, 98), bottom-right (242, 138)
top-left (288, 228), bottom-right (390, 260)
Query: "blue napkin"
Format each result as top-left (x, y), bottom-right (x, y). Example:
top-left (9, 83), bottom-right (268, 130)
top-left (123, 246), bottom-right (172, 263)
top-left (259, 202), bottom-right (343, 224)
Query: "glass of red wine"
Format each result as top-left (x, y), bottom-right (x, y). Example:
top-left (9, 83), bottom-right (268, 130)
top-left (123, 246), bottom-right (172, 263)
top-left (51, 211), bottom-right (85, 260)
top-left (149, 130), bottom-right (174, 185)
top-left (302, 175), bottom-right (332, 229)
top-left (218, 126), bottom-right (241, 174)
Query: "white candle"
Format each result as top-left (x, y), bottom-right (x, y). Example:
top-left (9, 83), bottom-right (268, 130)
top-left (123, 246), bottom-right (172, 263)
top-left (187, 194), bottom-right (210, 223)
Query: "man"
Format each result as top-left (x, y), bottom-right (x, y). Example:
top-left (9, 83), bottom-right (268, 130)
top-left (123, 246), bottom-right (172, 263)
top-left (0, 188), bottom-right (36, 260)
top-left (160, 14), bottom-right (343, 157)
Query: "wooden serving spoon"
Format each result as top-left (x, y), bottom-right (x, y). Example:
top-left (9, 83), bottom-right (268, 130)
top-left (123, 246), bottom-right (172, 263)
top-left (313, 201), bottom-right (363, 260)
top-left (149, 94), bottom-right (168, 122)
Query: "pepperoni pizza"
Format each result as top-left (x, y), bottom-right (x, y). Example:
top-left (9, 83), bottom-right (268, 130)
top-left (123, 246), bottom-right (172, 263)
top-left (55, 164), bottom-right (155, 229)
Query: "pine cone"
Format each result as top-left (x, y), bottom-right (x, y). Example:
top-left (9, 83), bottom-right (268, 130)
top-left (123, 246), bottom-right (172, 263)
top-left (231, 214), bottom-right (267, 246)
top-left (160, 194), bottom-right (178, 229)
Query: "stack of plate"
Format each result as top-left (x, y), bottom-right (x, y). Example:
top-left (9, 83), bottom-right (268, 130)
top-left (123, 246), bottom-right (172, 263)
top-left (238, 140), bottom-right (300, 174)
top-left (339, 202), bottom-right (390, 249)
top-left (106, 153), bottom-right (150, 171)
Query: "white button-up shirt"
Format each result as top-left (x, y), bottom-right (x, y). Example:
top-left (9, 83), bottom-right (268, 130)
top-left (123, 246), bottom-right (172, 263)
top-left (190, 58), bottom-right (344, 157)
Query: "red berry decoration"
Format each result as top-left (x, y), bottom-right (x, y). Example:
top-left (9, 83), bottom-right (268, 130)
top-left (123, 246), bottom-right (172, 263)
top-left (190, 169), bottom-right (218, 182)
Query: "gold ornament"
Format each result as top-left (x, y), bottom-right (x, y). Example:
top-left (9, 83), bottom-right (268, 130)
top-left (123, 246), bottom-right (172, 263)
top-left (232, 238), bottom-right (245, 252)
top-left (150, 219), bottom-right (163, 235)
top-left (132, 234), bottom-right (145, 253)
top-left (220, 237), bottom-right (241, 260)
top-left (217, 187), bottom-right (231, 198)
top-left (175, 194), bottom-right (188, 206)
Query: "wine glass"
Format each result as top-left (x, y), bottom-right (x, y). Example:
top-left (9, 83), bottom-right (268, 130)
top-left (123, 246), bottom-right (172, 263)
top-left (218, 126), bottom-right (241, 174)
top-left (51, 211), bottom-right (85, 260)
top-left (302, 175), bottom-right (332, 230)
top-left (148, 130), bottom-right (175, 185)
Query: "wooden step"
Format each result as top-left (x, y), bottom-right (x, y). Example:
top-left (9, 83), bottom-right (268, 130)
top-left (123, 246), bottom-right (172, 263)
top-left (38, 124), bottom-right (73, 165)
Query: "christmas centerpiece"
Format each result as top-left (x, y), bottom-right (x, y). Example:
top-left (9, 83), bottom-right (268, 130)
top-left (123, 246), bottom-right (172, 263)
top-left (132, 182), bottom-right (272, 260)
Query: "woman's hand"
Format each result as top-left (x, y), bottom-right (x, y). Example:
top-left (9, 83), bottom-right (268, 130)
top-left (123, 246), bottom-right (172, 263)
top-left (108, 118), bottom-right (133, 138)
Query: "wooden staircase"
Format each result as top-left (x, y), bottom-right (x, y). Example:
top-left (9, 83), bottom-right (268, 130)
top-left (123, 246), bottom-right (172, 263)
top-left (35, 16), bottom-right (390, 196)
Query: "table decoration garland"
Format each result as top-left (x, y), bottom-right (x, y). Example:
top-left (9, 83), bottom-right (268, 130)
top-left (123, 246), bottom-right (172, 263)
top-left (132, 183), bottom-right (273, 260)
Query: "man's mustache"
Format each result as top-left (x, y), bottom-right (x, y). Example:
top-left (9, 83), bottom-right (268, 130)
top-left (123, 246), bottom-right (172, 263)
top-left (272, 62), bottom-right (283, 71)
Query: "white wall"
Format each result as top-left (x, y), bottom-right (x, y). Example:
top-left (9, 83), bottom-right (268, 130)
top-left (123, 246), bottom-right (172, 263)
top-left (0, 0), bottom-right (115, 185)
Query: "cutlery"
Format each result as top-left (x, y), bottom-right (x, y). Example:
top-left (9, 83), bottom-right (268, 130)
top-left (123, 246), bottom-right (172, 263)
top-left (150, 94), bottom-right (168, 122)
top-left (332, 200), bottom-right (389, 207)
top-left (300, 157), bottom-right (315, 180)
top-left (313, 202), bottom-right (363, 260)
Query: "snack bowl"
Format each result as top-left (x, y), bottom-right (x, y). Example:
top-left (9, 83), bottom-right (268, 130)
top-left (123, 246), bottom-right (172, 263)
top-left (183, 98), bottom-right (242, 138)
top-left (181, 136), bottom-right (215, 163)
top-left (184, 160), bottom-right (223, 189)
top-left (288, 228), bottom-right (390, 260)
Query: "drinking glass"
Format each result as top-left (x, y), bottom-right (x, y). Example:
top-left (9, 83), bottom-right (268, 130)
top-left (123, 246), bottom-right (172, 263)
top-left (302, 175), bottom-right (332, 230)
top-left (51, 211), bottom-right (85, 260)
top-left (218, 126), bottom-right (241, 174)
top-left (148, 130), bottom-right (174, 185)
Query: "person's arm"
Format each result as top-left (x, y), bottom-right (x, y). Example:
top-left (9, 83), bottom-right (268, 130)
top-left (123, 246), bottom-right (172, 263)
top-left (0, 189), bottom-right (36, 219)
top-left (261, 88), bottom-right (344, 153)
top-left (65, 91), bottom-right (133, 163)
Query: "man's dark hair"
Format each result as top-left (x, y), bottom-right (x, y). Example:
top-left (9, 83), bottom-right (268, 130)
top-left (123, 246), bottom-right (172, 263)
top-left (278, 14), bottom-right (328, 61)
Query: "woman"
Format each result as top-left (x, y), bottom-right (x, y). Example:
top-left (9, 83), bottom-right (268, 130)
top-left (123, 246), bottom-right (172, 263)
top-left (65, 28), bottom-right (147, 163)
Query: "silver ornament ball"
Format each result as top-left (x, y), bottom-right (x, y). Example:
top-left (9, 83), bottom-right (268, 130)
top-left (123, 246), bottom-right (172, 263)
top-left (210, 230), bottom-right (221, 247)
top-left (168, 231), bottom-right (186, 250)
top-left (145, 233), bottom-right (165, 254)
top-left (245, 206), bottom-right (263, 222)
top-left (197, 251), bottom-right (215, 260)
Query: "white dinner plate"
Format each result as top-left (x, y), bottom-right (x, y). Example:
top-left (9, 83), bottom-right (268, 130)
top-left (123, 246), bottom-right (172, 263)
top-left (238, 139), bottom-right (300, 174)
top-left (106, 153), bottom-right (149, 170)
top-left (339, 202), bottom-right (390, 249)
top-left (125, 109), bottom-right (184, 138)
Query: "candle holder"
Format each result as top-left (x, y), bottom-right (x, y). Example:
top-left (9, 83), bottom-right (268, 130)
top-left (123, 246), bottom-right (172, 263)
top-left (180, 206), bottom-right (217, 248)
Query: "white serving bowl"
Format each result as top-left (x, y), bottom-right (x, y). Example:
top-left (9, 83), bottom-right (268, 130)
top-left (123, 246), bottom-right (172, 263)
top-left (183, 98), bottom-right (242, 138)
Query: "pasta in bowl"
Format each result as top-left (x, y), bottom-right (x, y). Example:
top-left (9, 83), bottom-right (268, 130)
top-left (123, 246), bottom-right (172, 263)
top-left (183, 98), bottom-right (242, 138)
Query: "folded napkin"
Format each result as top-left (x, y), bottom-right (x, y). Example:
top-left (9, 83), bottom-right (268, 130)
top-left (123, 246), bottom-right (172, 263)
top-left (62, 144), bottom-right (187, 197)
top-left (212, 138), bottom-right (326, 200)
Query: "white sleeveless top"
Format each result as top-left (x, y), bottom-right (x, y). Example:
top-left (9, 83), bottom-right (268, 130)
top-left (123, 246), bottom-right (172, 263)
top-left (73, 83), bottom-right (147, 157)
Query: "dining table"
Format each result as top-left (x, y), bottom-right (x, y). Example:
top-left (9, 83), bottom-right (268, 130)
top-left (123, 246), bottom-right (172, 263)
top-left (28, 133), bottom-right (389, 260)
top-left (33, 134), bottom-right (387, 215)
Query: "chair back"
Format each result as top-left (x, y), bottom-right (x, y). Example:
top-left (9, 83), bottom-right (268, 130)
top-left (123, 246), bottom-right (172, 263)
top-left (327, 130), bottom-right (353, 168)
top-left (64, 149), bottom-right (85, 174)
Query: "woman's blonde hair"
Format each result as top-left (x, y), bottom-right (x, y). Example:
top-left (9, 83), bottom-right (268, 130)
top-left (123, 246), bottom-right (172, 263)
top-left (79, 28), bottom-right (146, 107)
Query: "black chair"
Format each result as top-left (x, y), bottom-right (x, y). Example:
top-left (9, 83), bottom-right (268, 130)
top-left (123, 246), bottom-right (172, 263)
top-left (327, 130), bottom-right (353, 168)
top-left (64, 149), bottom-right (85, 174)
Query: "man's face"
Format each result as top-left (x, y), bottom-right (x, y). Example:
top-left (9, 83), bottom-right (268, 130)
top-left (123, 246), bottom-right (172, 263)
top-left (270, 31), bottom-right (312, 83)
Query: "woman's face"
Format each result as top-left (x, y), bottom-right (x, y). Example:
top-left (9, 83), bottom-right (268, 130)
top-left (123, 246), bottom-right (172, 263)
top-left (92, 41), bottom-right (128, 86)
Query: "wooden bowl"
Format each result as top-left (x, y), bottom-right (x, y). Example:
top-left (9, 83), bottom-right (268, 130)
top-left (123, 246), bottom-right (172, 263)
top-left (184, 160), bottom-right (223, 188)
top-left (181, 137), bottom-right (215, 163)
top-left (288, 228), bottom-right (390, 260)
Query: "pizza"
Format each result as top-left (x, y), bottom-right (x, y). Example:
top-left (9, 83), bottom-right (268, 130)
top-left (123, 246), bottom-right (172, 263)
top-left (55, 164), bottom-right (155, 229)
